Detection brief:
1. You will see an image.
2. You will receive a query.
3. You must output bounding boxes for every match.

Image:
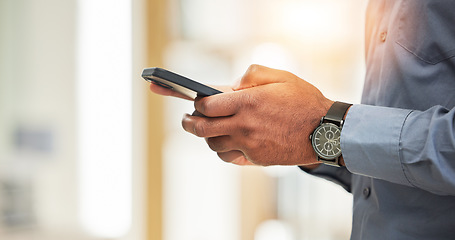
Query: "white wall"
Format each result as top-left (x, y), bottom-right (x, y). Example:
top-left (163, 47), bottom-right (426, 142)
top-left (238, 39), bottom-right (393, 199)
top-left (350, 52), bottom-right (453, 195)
top-left (0, 0), bottom-right (80, 233)
top-left (0, 0), bottom-right (145, 239)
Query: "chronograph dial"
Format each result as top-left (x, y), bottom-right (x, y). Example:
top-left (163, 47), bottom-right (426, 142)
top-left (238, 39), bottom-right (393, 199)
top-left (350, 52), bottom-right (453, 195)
top-left (311, 123), bottom-right (342, 159)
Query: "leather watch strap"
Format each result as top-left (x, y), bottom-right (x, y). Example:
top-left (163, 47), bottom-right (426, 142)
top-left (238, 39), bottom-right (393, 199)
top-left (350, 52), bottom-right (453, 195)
top-left (324, 101), bottom-right (352, 126)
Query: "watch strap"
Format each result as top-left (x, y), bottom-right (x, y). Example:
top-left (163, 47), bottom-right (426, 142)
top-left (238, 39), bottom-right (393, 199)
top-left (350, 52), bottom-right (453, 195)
top-left (323, 101), bottom-right (352, 126)
top-left (319, 157), bottom-right (340, 167)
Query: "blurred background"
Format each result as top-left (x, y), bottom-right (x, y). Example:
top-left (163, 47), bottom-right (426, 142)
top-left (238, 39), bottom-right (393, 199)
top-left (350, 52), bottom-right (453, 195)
top-left (0, 0), bottom-right (366, 239)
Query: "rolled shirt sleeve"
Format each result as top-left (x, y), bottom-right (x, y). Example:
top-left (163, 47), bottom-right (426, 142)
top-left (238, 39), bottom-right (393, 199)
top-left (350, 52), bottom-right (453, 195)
top-left (342, 104), bottom-right (455, 196)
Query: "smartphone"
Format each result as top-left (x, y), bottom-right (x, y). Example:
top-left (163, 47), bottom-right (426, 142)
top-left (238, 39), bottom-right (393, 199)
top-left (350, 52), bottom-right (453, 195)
top-left (142, 67), bottom-right (223, 99)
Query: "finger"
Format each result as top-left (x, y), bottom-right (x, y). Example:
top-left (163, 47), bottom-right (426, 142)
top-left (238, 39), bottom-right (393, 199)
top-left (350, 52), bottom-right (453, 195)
top-left (217, 150), bottom-right (255, 165)
top-left (149, 82), bottom-right (194, 101)
top-left (205, 135), bottom-right (235, 153)
top-left (209, 85), bottom-right (234, 93)
top-left (194, 91), bottom-right (244, 117)
top-left (191, 110), bottom-right (204, 117)
top-left (236, 64), bottom-right (289, 90)
top-left (182, 114), bottom-right (234, 138)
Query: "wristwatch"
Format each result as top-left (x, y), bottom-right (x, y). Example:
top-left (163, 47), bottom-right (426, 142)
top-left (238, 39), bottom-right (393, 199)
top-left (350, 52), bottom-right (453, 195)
top-left (310, 101), bottom-right (352, 167)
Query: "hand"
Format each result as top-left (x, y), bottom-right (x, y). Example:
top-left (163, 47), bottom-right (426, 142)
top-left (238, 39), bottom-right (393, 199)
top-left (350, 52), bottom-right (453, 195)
top-left (182, 65), bottom-right (334, 166)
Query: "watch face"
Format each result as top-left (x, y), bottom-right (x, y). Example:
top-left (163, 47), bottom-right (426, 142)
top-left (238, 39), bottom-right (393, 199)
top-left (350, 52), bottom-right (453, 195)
top-left (311, 123), bottom-right (342, 160)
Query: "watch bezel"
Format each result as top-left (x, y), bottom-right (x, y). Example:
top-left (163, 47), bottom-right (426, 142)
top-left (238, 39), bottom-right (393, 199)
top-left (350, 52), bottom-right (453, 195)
top-left (311, 122), bottom-right (342, 161)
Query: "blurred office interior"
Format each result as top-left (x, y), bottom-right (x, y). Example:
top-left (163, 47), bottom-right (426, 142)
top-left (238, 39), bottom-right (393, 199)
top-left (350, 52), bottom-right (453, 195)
top-left (0, 0), bottom-right (366, 239)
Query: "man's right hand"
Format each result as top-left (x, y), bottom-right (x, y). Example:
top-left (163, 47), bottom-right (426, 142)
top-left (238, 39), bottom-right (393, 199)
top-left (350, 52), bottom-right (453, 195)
top-left (181, 65), bottom-right (333, 167)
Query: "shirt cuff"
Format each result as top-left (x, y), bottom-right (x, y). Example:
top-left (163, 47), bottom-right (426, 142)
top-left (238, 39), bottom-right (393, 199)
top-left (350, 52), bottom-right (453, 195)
top-left (341, 104), bottom-right (413, 186)
top-left (298, 165), bottom-right (352, 192)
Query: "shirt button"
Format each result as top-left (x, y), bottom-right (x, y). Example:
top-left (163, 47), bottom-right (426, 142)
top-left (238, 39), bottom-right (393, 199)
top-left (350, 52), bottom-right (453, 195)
top-left (363, 187), bottom-right (371, 198)
top-left (380, 31), bottom-right (387, 42)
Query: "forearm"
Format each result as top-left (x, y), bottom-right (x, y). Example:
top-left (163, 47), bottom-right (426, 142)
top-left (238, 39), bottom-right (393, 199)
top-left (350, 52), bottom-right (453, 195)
top-left (342, 104), bottom-right (455, 196)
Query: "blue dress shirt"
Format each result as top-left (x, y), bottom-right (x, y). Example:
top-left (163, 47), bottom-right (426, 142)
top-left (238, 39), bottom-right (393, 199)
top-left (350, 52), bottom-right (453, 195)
top-left (306, 1), bottom-right (455, 239)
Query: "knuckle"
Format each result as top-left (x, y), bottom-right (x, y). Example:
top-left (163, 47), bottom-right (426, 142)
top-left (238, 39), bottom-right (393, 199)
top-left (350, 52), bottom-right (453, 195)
top-left (217, 152), bottom-right (234, 163)
top-left (193, 120), bottom-right (207, 137)
top-left (240, 126), bottom-right (252, 137)
top-left (245, 139), bottom-right (260, 153)
top-left (195, 98), bottom-right (209, 114)
top-left (238, 128), bottom-right (255, 149)
top-left (247, 64), bottom-right (262, 73)
top-left (181, 115), bottom-right (193, 132)
top-left (240, 92), bottom-right (259, 109)
top-left (241, 64), bottom-right (261, 84)
top-left (243, 131), bottom-right (266, 155)
top-left (206, 137), bottom-right (224, 152)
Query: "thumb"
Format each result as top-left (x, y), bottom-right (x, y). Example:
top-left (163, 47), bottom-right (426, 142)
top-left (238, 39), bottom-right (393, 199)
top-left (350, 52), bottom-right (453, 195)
top-left (234, 64), bottom-right (292, 91)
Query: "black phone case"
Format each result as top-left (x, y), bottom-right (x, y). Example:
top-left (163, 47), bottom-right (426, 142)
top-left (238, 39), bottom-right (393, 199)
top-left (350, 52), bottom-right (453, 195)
top-left (142, 67), bottom-right (222, 99)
